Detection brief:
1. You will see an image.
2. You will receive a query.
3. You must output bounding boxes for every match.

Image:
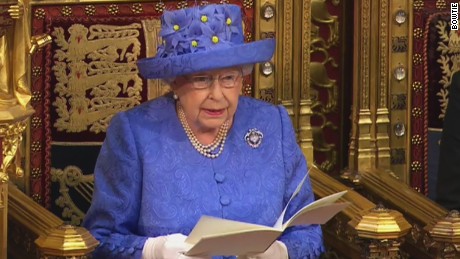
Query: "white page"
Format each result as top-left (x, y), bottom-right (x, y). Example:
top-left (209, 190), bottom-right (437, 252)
top-left (283, 190), bottom-right (348, 229)
top-left (186, 216), bottom-right (274, 245)
top-left (273, 169), bottom-right (310, 229)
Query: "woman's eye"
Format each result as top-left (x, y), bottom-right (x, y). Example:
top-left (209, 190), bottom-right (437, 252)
top-left (222, 75), bottom-right (236, 81)
top-left (193, 76), bottom-right (209, 83)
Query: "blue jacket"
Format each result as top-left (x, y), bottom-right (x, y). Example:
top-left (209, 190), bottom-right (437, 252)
top-left (83, 95), bottom-right (324, 259)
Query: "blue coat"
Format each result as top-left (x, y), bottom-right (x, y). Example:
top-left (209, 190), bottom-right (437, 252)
top-left (83, 95), bottom-right (324, 259)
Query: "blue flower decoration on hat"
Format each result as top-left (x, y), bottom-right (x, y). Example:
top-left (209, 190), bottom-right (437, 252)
top-left (137, 4), bottom-right (275, 79)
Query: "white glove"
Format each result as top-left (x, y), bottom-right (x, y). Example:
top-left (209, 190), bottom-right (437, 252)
top-left (240, 241), bottom-right (288, 259)
top-left (142, 233), bottom-right (210, 259)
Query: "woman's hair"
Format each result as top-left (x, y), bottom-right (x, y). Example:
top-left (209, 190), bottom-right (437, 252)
top-left (242, 64), bottom-right (253, 76)
top-left (162, 77), bottom-right (176, 85)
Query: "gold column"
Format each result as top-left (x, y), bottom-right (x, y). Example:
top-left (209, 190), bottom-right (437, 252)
top-left (0, 180), bottom-right (6, 259)
top-left (276, 0), bottom-right (295, 118)
top-left (297, 0), bottom-right (314, 162)
top-left (0, 2), bottom-right (35, 258)
top-left (349, 0), bottom-right (375, 171)
top-left (0, 0), bottom-right (48, 257)
top-left (254, 0), bottom-right (276, 103)
top-left (350, 0), bottom-right (392, 171)
top-left (375, 0), bottom-right (391, 169)
top-left (0, 108), bottom-right (33, 259)
top-left (276, 0), bottom-right (314, 162)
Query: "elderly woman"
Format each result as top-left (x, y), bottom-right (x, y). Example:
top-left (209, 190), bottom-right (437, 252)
top-left (83, 4), bottom-right (324, 259)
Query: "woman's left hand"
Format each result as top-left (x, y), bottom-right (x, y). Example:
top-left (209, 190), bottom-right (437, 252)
top-left (241, 241), bottom-right (288, 259)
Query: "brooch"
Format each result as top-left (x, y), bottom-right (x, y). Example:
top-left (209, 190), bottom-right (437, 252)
top-left (245, 128), bottom-right (263, 148)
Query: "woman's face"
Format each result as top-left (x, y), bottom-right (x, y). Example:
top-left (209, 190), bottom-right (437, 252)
top-left (171, 67), bottom-right (243, 133)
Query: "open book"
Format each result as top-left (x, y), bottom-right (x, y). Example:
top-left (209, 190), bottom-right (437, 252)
top-left (185, 172), bottom-right (350, 256)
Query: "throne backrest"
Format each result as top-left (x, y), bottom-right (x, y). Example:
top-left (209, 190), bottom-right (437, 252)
top-left (25, 0), bottom-right (274, 225)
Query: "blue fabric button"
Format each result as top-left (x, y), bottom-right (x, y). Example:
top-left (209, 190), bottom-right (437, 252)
top-left (220, 196), bottom-right (231, 205)
top-left (118, 247), bottom-right (125, 253)
top-left (214, 173), bottom-right (226, 183)
top-left (127, 247), bottom-right (135, 254)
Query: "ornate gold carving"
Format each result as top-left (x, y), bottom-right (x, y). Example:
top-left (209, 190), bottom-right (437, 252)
top-left (281, 0), bottom-right (293, 101)
top-left (309, 63), bottom-right (338, 110)
top-left (35, 224), bottom-right (98, 257)
top-left (0, 2), bottom-right (38, 255)
top-left (51, 23), bottom-right (142, 133)
top-left (0, 182), bottom-right (6, 259)
top-left (367, 240), bottom-right (402, 258)
top-left (277, 1), bottom-right (294, 103)
top-left (142, 19), bottom-right (171, 100)
top-left (311, 0), bottom-right (339, 47)
top-left (392, 36), bottom-right (408, 53)
top-left (410, 222), bottom-right (422, 243)
top-left (349, 204), bottom-right (411, 258)
top-left (0, 121), bottom-right (27, 181)
top-left (379, 0), bottom-right (388, 108)
top-left (259, 88), bottom-right (274, 103)
top-left (390, 149), bottom-right (405, 165)
top-left (426, 210), bottom-right (460, 258)
top-left (29, 34), bottom-right (52, 55)
top-left (309, 0), bottom-right (339, 169)
top-left (260, 32), bottom-right (275, 39)
top-left (1, 0), bottom-right (35, 107)
top-left (349, 204), bottom-right (411, 239)
top-left (51, 166), bottom-right (94, 226)
top-left (361, 0), bottom-right (370, 108)
top-left (298, 0), bottom-right (314, 162)
top-left (349, 0), bottom-right (377, 171)
top-left (375, 0), bottom-right (391, 169)
top-left (391, 94), bottom-right (407, 110)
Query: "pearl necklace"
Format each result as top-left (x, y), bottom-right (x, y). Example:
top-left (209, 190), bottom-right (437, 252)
top-left (177, 104), bottom-right (229, 159)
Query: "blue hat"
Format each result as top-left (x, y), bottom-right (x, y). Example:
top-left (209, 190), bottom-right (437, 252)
top-left (137, 4), bottom-right (275, 79)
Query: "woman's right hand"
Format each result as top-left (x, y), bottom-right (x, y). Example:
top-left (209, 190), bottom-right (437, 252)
top-left (142, 233), bottom-right (210, 259)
